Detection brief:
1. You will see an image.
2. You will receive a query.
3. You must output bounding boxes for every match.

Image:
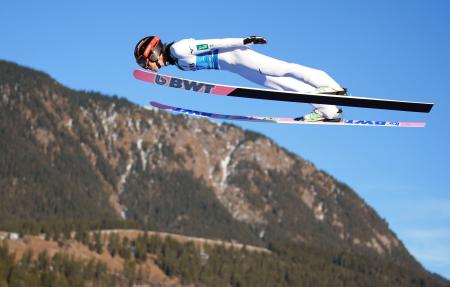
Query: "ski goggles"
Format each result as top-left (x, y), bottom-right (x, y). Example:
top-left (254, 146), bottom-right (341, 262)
top-left (136, 37), bottom-right (161, 68)
top-left (137, 56), bottom-right (162, 69)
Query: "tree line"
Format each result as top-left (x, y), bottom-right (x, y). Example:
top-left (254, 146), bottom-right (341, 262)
top-left (4, 227), bottom-right (446, 287)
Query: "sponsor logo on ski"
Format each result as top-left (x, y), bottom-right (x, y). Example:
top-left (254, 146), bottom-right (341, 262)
top-left (344, 120), bottom-right (399, 126)
top-left (155, 75), bottom-right (216, 93)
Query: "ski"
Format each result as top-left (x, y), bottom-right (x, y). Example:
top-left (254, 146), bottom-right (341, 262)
top-left (134, 70), bottom-right (433, 113)
top-left (150, 101), bottom-right (426, 128)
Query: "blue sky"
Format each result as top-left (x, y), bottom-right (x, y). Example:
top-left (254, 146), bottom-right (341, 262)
top-left (1, 0), bottom-right (449, 279)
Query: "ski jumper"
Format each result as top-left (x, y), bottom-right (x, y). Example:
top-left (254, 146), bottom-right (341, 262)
top-left (169, 38), bottom-right (343, 118)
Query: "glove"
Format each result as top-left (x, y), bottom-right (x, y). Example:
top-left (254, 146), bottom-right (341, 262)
top-left (243, 36), bottom-right (267, 45)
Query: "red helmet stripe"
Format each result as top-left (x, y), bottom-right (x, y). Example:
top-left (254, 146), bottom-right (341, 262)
top-left (143, 36), bottom-right (160, 58)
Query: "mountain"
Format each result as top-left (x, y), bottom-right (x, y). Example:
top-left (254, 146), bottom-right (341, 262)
top-left (0, 60), bottom-right (447, 286)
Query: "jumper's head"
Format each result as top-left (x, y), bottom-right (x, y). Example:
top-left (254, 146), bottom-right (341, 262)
top-left (134, 36), bottom-right (164, 70)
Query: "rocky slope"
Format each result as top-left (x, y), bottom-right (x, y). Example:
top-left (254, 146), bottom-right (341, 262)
top-left (0, 60), bottom-right (431, 277)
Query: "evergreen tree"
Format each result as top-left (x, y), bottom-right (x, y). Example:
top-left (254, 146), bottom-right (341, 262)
top-left (123, 259), bottom-right (136, 287)
top-left (20, 250), bottom-right (33, 266)
top-left (119, 236), bottom-right (131, 260)
top-left (37, 250), bottom-right (50, 271)
top-left (107, 233), bottom-right (120, 257)
top-left (93, 231), bottom-right (103, 254)
top-left (147, 235), bottom-right (163, 255)
top-left (134, 234), bottom-right (147, 262)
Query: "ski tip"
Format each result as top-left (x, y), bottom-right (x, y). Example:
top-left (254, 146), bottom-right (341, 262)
top-left (133, 69), bottom-right (152, 76)
top-left (150, 101), bottom-right (170, 110)
top-left (133, 69), bottom-right (143, 80)
top-left (134, 69), bottom-right (156, 83)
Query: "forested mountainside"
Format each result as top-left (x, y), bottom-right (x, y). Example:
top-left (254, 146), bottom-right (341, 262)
top-left (0, 60), bottom-right (447, 286)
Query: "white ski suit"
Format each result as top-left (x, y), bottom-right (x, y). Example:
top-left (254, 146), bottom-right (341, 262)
top-left (168, 38), bottom-right (343, 118)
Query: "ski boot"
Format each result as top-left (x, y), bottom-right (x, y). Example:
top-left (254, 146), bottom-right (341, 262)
top-left (295, 108), bottom-right (343, 122)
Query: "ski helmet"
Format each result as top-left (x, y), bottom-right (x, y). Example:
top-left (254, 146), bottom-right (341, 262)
top-left (134, 36), bottom-right (164, 68)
